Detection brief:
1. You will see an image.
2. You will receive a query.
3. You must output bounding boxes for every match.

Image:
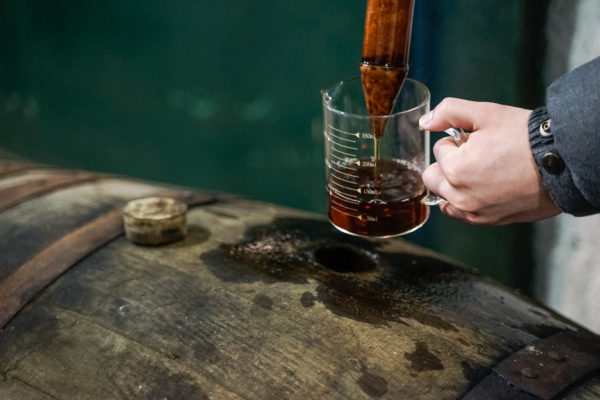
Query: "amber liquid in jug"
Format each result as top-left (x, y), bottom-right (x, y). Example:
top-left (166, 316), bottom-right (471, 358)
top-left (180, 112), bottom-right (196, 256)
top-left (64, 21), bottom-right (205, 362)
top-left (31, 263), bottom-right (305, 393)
top-left (327, 160), bottom-right (428, 237)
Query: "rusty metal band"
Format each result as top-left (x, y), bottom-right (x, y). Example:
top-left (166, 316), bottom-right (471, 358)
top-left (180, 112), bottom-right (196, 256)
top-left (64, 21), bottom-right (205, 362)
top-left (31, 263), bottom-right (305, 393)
top-left (0, 160), bottom-right (40, 178)
top-left (463, 330), bottom-right (600, 399)
top-left (0, 190), bottom-right (217, 329)
top-left (0, 170), bottom-right (103, 212)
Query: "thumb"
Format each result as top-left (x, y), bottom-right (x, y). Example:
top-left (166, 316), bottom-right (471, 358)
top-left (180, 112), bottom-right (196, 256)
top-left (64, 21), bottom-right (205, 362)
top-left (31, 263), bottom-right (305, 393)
top-left (419, 97), bottom-right (482, 132)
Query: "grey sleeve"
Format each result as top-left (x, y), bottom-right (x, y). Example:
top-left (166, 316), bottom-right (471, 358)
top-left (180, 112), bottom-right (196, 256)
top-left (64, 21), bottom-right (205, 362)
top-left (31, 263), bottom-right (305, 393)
top-left (528, 56), bottom-right (600, 216)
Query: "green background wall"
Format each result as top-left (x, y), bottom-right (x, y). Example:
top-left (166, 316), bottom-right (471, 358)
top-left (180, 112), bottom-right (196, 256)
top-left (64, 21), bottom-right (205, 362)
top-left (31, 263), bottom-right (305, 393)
top-left (0, 0), bottom-right (548, 294)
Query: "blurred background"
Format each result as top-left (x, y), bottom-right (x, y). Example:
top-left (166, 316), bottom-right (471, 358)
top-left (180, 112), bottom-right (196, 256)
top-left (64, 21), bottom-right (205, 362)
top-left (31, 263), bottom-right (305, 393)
top-left (0, 0), bottom-right (549, 295)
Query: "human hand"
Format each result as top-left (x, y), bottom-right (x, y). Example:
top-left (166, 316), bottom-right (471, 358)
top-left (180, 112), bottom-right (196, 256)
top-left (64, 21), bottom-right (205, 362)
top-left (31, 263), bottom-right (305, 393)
top-left (419, 98), bottom-right (562, 225)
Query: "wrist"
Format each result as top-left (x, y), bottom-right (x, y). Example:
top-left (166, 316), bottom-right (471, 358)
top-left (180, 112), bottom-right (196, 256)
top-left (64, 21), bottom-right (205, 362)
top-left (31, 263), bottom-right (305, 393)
top-left (528, 107), bottom-right (593, 215)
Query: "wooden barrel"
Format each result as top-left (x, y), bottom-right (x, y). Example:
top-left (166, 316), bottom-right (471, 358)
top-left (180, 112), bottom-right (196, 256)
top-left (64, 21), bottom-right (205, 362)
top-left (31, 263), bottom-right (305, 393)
top-left (0, 159), bottom-right (599, 400)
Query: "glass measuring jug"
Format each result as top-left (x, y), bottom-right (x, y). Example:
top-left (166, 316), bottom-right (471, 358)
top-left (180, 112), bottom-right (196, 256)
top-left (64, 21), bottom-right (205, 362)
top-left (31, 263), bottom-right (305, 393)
top-left (322, 77), bottom-right (430, 237)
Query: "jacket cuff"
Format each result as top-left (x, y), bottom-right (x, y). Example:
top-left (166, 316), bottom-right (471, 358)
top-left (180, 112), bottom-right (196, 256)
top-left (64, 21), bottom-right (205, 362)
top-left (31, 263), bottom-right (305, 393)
top-left (529, 107), bottom-right (594, 215)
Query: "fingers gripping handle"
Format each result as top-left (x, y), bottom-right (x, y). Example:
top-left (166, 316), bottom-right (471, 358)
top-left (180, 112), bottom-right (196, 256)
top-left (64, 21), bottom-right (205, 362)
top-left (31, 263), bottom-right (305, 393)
top-left (422, 193), bottom-right (449, 206)
top-left (445, 127), bottom-right (468, 145)
top-left (422, 128), bottom-right (467, 206)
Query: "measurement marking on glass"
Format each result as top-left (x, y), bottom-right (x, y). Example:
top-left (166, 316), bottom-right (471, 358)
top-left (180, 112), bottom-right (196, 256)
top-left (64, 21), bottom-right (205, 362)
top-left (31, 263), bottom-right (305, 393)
top-left (331, 199), bottom-right (358, 211)
top-left (329, 154), bottom-right (346, 163)
top-left (331, 139), bottom-right (357, 151)
top-left (359, 160), bottom-right (376, 167)
top-left (331, 173), bottom-right (356, 185)
top-left (328, 185), bottom-right (358, 200)
top-left (331, 205), bottom-right (361, 219)
top-left (327, 124), bottom-right (360, 138)
top-left (329, 160), bottom-right (358, 172)
top-left (332, 167), bottom-right (358, 178)
top-left (329, 131), bottom-right (357, 143)
top-left (332, 147), bottom-right (356, 158)
top-left (331, 180), bottom-right (363, 194)
top-left (330, 180), bottom-right (358, 192)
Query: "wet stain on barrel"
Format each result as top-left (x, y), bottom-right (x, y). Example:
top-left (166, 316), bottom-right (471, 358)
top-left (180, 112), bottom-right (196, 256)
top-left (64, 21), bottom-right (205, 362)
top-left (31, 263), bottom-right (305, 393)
top-left (145, 372), bottom-right (209, 400)
top-left (300, 292), bottom-right (315, 308)
top-left (357, 370), bottom-right (389, 397)
top-left (253, 294), bottom-right (273, 310)
top-left (201, 218), bottom-right (469, 330)
top-left (315, 284), bottom-right (404, 326)
top-left (201, 217), bottom-right (564, 343)
top-left (404, 341), bottom-right (443, 372)
top-left (202, 218), bottom-right (468, 330)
